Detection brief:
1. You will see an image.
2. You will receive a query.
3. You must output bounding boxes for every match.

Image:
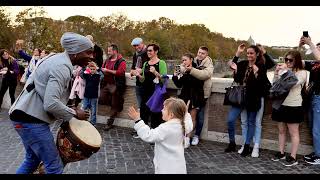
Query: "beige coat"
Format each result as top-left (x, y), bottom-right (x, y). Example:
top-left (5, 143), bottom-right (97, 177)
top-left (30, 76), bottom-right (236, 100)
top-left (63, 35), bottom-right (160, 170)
top-left (189, 56), bottom-right (214, 98)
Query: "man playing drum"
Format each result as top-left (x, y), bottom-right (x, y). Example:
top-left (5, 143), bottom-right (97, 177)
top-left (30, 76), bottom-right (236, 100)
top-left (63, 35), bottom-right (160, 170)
top-left (9, 32), bottom-right (93, 174)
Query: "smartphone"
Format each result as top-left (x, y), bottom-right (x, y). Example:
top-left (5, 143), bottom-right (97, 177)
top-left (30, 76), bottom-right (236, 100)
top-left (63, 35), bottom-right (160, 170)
top-left (278, 57), bottom-right (284, 63)
top-left (303, 31), bottom-right (309, 37)
top-left (175, 65), bottom-right (181, 73)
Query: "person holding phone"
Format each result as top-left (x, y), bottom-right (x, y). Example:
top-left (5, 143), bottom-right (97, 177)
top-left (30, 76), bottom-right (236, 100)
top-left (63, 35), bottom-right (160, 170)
top-left (172, 53), bottom-right (205, 148)
top-left (183, 46), bottom-right (214, 146)
top-left (300, 35), bottom-right (320, 165)
top-left (0, 49), bottom-right (19, 108)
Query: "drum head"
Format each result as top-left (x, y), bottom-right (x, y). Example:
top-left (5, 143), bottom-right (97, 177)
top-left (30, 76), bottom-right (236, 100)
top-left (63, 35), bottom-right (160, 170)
top-left (69, 118), bottom-right (102, 148)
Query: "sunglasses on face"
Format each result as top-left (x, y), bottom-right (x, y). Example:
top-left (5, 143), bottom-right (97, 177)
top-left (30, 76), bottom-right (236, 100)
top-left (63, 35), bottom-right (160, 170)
top-left (147, 49), bottom-right (154, 52)
top-left (284, 58), bottom-right (294, 63)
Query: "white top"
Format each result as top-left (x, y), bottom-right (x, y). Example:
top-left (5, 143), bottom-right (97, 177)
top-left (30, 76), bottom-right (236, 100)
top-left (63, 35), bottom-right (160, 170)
top-left (134, 118), bottom-right (187, 174)
top-left (282, 70), bottom-right (309, 107)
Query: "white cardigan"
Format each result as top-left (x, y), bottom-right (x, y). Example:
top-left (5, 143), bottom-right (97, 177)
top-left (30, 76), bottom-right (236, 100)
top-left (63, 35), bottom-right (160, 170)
top-left (134, 114), bottom-right (193, 174)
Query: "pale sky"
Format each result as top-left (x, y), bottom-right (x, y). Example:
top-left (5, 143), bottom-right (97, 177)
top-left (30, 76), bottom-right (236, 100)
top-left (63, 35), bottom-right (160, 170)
top-left (7, 6), bottom-right (320, 47)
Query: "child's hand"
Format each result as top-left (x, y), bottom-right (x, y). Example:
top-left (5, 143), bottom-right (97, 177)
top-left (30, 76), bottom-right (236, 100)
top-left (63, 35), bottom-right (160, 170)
top-left (128, 106), bottom-right (140, 121)
top-left (84, 68), bottom-right (91, 74)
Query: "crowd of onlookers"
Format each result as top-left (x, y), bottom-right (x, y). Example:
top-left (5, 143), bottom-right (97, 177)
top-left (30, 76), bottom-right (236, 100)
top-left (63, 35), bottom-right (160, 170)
top-left (1, 32), bottom-right (320, 174)
top-left (224, 35), bottom-right (320, 167)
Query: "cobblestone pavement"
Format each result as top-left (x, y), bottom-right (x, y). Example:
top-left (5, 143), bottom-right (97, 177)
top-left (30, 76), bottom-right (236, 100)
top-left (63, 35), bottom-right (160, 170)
top-left (0, 110), bottom-right (319, 174)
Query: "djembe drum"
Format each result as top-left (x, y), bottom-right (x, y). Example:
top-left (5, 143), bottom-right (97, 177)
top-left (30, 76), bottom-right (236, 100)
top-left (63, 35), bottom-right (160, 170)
top-left (34, 118), bottom-right (102, 174)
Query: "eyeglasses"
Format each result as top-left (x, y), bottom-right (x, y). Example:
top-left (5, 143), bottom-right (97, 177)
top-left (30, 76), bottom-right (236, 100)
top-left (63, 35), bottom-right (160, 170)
top-left (147, 49), bottom-right (153, 52)
top-left (284, 58), bottom-right (294, 63)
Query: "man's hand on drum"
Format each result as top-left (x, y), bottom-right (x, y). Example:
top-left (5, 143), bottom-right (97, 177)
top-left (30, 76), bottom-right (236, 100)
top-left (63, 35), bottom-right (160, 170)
top-left (128, 106), bottom-right (141, 122)
top-left (74, 108), bottom-right (90, 120)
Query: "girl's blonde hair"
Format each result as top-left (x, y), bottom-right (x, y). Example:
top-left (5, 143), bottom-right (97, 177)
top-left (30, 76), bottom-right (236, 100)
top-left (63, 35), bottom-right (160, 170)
top-left (163, 97), bottom-right (187, 146)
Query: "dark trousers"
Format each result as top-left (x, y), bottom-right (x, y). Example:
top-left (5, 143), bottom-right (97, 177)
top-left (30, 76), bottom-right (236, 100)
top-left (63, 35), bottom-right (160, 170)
top-left (140, 88), bottom-right (164, 129)
top-left (0, 79), bottom-right (17, 108)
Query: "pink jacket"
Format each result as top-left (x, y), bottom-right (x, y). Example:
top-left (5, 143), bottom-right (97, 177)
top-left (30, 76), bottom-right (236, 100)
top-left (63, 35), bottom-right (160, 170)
top-left (69, 66), bottom-right (86, 99)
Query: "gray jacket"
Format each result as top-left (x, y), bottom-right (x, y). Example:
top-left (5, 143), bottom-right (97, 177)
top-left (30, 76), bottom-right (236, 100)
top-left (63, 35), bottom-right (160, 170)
top-left (9, 52), bottom-right (76, 124)
top-left (269, 70), bottom-right (298, 110)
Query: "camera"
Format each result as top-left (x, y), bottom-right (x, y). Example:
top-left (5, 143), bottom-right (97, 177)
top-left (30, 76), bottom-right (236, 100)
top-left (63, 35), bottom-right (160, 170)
top-left (303, 31), bottom-right (309, 37)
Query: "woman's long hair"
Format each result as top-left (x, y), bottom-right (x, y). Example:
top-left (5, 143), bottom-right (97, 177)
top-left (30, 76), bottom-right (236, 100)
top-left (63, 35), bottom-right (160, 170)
top-left (284, 50), bottom-right (303, 72)
top-left (0, 49), bottom-right (14, 67)
top-left (248, 45), bottom-right (265, 66)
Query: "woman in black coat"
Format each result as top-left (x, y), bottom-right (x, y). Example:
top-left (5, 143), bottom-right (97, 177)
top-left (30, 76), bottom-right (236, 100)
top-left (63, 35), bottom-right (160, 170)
top-left (224, 44), bottom-right (268, 156)
top-left (172, 53), bottom-right (205, 148)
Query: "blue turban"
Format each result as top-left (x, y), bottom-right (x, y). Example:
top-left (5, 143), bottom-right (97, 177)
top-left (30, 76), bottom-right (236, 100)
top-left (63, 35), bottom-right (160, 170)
top-left (60, 32), bottom-right (94, 54)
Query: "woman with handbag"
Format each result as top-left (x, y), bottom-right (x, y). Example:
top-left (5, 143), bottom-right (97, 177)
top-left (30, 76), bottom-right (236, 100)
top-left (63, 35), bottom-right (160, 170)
top-left (137, 44), bottom-right (167, 129)
top-left (172, 53), bottom-right (205, 148)
top-left (224, 44), bottom-right (268, 157)
top-left (238, 44), bottom-right (275, 158)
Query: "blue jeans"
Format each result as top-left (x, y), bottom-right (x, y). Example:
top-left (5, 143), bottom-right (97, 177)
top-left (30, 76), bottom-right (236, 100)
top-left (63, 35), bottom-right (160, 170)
top-left (227, 106), bottom-right (257, 144)
top-left (195, 99), bottom-right (207, 137)
top-left (82, 97), bottom-right (98, 125)
top-left (311, 95), bottom-right (320, 156)
top-left (240, 98), bottom-right (264, 146)
top-left (135, 85), bottom-right (144, 109)
top-left (12, 121), bottom-right (64, 174)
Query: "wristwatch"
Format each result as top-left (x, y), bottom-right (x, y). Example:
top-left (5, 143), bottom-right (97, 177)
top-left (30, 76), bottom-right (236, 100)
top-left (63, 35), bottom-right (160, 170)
top-left (135, 119), bottom-right (142, 124)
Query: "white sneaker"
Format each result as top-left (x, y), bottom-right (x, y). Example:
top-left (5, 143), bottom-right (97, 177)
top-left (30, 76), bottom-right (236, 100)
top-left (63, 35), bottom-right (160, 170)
top-left (191, 136), bottom-right (199, 146)
top-left (251, 148), bottom-right (259, 158)
top-left (184, 137), bottom-right (190, 148)
top-left (238, 145), bottom-right (244, 154)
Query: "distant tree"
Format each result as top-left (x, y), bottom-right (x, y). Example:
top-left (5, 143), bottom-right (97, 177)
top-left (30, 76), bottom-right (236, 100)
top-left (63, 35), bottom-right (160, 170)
top-left (0, 7), bottom-right (15, 52)
top-left (4, 8), bottom-right (287, 62)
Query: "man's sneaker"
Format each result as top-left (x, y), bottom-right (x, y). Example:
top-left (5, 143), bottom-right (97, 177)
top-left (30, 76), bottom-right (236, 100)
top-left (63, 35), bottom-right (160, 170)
top-left (251, 148), bottom-right (259, 158)
top-left (238, 145), bottom-right (244, 154)
top-left (282, 156), bottom-right (298, 167)
top-left (191, 136), bottom-right (199, 146)
top-left (304, 152), bottom-right (315, 161)
top-left (271, 152), bottom-right (286, 161)
top-left (305, 155), bottom-right (320, 165)
top-left (184, 137), bottom-right (190, 148)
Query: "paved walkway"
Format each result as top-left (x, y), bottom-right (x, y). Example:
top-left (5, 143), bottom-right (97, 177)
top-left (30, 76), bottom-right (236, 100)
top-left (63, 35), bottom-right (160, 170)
top-left (0, 109), bottom-right (319, 174)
